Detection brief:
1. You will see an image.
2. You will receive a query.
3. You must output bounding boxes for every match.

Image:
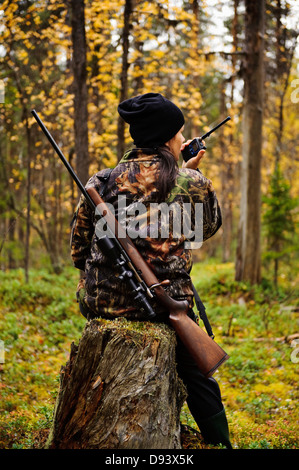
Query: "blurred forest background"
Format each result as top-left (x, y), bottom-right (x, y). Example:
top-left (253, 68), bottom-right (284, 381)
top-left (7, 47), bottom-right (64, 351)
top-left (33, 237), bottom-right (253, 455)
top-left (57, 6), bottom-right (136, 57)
top-left (0, 0), bottom-right (298, 450)
top-left (0, 0), bottom-right (298, 281)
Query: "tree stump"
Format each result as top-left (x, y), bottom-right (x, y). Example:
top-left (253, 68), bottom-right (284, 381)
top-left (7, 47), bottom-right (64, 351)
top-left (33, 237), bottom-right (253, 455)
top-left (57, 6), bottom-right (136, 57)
top-left (46, 318), bottom-right (187, 449)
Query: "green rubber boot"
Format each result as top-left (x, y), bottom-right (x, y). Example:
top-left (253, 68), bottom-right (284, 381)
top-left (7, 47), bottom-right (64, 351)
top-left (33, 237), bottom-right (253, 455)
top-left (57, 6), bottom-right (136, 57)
top-left (198, 408), bottom-right (232, 449)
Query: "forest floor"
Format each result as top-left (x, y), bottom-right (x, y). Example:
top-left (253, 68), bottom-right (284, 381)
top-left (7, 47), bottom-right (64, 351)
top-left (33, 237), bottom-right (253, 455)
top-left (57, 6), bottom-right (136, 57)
top-left (0, 261), bottom-right (298, 449)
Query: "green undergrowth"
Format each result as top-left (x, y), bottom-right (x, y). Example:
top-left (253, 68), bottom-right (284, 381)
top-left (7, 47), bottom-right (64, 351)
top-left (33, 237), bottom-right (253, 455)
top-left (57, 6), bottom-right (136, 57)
top-left (182, 261), bottom-right (299, 449)
top-left (0, 267), bottom-right (86, 449)
top-left (0, 262), bottom-right (298, 449)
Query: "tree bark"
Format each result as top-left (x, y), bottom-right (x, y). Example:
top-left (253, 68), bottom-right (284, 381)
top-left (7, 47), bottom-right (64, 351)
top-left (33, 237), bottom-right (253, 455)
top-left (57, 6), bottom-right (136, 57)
top-left (24, 115), bottom-right (32, 283)
top-left (117, 0), bottom-right (133, 161)
top-left (46, 318), bottom-right (186, 449)
top-left (219, 80), bottom-right (233, 263)
top-left (235, 0), bottom-right (265, 284)
top-left (70, 0), bottom-right (89, 196)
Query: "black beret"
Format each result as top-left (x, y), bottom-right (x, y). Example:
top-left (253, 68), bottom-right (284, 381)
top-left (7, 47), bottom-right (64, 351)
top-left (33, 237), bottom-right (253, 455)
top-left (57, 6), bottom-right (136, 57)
top-left (118, 93), bottom-right (185, 147)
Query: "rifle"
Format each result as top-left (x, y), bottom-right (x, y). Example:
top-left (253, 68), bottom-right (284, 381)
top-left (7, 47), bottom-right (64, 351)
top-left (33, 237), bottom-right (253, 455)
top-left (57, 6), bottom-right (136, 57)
top-left (31, 109), bottom-right (229, 378)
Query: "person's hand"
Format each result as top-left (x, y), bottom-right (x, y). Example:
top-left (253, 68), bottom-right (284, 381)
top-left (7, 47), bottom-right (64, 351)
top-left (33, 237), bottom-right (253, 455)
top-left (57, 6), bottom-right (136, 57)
top-left (181, 140), bottom-right (206, 170)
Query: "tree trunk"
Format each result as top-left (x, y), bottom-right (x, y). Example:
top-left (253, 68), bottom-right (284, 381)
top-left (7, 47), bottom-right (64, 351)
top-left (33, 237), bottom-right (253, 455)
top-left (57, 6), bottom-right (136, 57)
top-left (24, 116), bottom-right (32, 283)
top-left (46, 318), bottom-right (186, 449)
top-left (8, 217), bottom-right (16, 269)
top-left (70, 0), bottom-right (89, 196)
top-left (219, 80), bottom-right (233, 263)
top-left (235, 0), bottom-right (265, 284)
top-left (273, 0), bottom-right (297, 170)
top-left (117, 0), bottom-right (133, 161)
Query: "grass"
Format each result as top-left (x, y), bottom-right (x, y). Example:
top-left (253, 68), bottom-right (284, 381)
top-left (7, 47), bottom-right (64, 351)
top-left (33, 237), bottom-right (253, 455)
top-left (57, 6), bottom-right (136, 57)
top-left (182, 260), bottom-right (299, 449)
top-left (0, 267), bottom-right (86, 449)
top-left (0, 261), bottom-right (298, 449)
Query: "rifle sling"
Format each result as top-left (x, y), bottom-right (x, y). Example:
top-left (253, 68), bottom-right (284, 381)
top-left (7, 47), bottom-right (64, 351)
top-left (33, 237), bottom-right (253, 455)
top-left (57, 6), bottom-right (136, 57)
top-left (97, 168), bottom-right (113, 196)
top-left (191, 283), bottom-right (215, 338)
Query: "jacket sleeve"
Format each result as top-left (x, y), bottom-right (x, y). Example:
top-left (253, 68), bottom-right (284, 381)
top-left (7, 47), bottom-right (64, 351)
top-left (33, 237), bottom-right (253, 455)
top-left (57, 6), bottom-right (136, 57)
top-left (70, 195), bottom-right (94, 271)
top-left (186, 168), bottom-right (222, 241)
top-left (202, 187), bottom-right (222, 241)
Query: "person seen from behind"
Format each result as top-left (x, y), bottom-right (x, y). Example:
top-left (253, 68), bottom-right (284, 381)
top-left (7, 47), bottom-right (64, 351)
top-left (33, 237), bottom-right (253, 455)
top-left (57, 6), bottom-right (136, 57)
top-left (71, 93), bottom-right (232, 449)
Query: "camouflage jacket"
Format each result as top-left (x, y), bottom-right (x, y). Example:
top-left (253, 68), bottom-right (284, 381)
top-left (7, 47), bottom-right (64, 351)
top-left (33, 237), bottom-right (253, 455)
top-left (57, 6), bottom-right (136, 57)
top-left (70, 148), bottom-right (222, 321)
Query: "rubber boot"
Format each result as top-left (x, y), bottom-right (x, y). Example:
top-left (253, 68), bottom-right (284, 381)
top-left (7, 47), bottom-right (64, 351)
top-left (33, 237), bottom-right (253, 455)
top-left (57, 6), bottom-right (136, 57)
top-left (198, 408), bottom-right (232, 449)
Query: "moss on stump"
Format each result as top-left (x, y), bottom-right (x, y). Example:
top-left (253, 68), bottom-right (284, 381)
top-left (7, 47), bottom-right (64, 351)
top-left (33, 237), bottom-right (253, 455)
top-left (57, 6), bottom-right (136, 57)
top-left (46, 318), bottom-right (187, 449)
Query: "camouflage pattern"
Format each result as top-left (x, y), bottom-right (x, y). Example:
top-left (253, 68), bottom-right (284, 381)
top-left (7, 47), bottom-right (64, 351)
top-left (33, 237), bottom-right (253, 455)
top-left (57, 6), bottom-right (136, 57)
top-left (70, 148), bottom-right (222, 321)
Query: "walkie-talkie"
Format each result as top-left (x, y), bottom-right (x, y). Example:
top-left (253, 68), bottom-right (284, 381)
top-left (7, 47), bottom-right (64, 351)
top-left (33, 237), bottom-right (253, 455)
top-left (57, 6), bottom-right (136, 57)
top-left (182, 116), bottom-right (231, 162)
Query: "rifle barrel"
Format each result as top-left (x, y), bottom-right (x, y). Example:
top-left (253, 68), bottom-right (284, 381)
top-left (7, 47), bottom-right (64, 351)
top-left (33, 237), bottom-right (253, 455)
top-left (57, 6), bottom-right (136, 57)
top-left (31, 110), bottom-right (95, 210)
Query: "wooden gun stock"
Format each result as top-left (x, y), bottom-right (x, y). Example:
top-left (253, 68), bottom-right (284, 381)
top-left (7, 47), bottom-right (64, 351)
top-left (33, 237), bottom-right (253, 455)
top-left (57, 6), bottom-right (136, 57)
top-left (87, 187), bottom-right (229, 378)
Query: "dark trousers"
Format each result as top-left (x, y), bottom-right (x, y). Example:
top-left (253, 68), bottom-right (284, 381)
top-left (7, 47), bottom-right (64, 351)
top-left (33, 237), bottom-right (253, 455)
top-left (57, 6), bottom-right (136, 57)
top-left (175, 308), bottom-right (224, 423)
top-left (174, 311), bottom-right (232, 448)
top-left (175, 336), bottom-right (224, 421)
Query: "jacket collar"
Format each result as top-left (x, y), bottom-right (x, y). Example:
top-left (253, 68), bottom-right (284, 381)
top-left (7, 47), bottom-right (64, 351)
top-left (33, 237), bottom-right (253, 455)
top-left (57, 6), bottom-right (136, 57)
top-left (120, 148), bottom-right (159, 163)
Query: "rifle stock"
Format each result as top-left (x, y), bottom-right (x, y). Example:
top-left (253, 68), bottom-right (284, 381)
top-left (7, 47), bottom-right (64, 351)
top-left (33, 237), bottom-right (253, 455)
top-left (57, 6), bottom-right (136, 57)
top-left (88, 187), bottom-right (229, 378)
